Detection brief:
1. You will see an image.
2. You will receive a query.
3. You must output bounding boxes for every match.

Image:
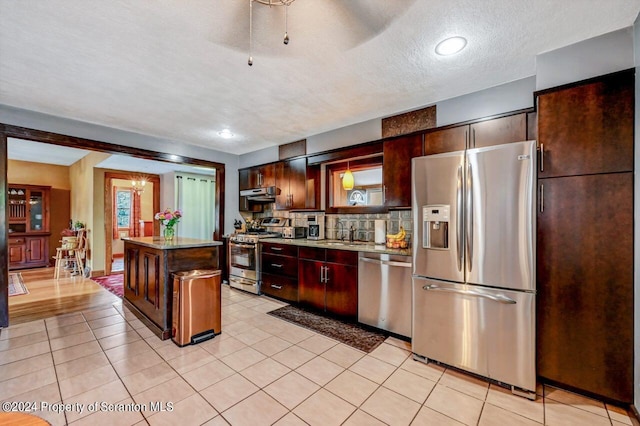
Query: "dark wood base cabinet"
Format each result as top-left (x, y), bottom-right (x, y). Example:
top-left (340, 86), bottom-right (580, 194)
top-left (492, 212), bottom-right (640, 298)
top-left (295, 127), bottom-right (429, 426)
top-left (537, 173), bottom-right (633, 403)
top-left (298, 247), bottom-right (358, 319)
top-left (261, 242), bottom-right (299, 302)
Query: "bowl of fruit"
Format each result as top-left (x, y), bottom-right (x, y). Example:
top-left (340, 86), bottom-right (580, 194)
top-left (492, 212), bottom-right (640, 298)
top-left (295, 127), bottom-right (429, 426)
top-left (386, 227), bottom-right (408, 249)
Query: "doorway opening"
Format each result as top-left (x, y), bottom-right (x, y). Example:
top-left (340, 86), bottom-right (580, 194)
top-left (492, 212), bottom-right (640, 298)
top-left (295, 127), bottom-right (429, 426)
top-left (105, 173), bottom-right (160, 276)
top-left (0, 124), bottom-right (226, 327)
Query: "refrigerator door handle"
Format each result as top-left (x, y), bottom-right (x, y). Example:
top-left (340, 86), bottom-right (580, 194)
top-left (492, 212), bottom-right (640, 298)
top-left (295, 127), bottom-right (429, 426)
top-left (422, 284), bottom-right (517, 304)
top-left (466, 162), bottom-right (473, 272)
top-left (456, 165), bottom-right (464, 272)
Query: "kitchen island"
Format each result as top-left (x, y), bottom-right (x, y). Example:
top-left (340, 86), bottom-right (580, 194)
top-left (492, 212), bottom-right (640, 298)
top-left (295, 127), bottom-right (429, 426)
top-left (123, 237), bottom-right (222, 340)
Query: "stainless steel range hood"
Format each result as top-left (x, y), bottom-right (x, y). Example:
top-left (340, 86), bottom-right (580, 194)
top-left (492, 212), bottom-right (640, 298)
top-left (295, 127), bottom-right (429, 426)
top-left (240, 186), bottom-right (277, 202)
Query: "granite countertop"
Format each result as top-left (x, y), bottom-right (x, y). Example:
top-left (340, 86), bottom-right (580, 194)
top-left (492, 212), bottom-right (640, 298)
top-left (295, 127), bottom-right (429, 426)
top-left (260, 237), bottom-right (412, 257)
top-left (122, 236), bottom-right (222, 250)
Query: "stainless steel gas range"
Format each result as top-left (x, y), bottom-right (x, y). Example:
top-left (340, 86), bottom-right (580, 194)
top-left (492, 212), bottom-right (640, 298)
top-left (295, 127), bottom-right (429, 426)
top-left (228, 217), bottom-right (287, 294)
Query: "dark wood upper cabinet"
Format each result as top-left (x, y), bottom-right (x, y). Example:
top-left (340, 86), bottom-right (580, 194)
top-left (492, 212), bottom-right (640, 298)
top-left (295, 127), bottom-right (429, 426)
top-left (537, 172), bottom-right (633, 403)
top-left (424, 113), bottom-right (528, 155)
top-left (239, 164), bottom-right (276, 212)
top-left (470, 113), bottom-right (526, 148)
top-left (275, 157), bottom-right (307, 210)
top-left (537, 70), bottom-right (634, 178)
top-left (239, 164), bottom-right (275, 190)
top-left (239, 168), bottom-right (251, 191)
top-left (383, 134), bottom-right (423, 208)
top-left (424, 125), bottom-right (467, 155)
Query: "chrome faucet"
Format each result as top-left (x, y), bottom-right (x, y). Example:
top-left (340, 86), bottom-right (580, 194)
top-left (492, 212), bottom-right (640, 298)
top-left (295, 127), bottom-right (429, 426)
top-left (337, 221), bottom-right (345, 241)
top-left (349, 226), bottom-right (356, 243)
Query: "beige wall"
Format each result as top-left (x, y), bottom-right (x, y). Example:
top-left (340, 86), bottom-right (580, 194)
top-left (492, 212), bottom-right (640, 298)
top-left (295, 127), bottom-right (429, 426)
top-left (70, 152), bottom-right (110, 274)
top-left (93, 169), bottom-right (106, 274)
top-left (141, 184), bottom-right (153, 221)
top-left (8, 159), bottom-right (71, 190)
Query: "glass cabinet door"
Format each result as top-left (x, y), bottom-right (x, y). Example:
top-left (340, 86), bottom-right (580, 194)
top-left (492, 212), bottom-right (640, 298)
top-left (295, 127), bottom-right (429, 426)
top-left (29, 190), bottom-right (44, 231)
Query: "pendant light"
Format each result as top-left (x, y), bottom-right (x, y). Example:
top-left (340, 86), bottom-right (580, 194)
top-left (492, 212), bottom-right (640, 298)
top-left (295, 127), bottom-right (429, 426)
top-left (342, 162), bottom-right (354, 191)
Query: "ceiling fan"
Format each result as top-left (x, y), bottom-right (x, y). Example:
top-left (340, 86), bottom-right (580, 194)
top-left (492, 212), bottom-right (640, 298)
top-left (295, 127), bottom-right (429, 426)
top-left (212, 0), bottom-right (417, 64)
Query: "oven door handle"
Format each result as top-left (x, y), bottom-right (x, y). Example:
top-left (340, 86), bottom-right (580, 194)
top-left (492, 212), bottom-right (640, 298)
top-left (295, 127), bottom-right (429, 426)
top-left (231, 276), bottom-right (257, 286)
top-left (231, 242), bottom-right (255, 249)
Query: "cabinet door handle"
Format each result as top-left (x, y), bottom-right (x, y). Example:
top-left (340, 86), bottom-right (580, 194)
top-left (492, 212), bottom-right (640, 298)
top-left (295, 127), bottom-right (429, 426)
top-left (319, 266), bottom-right (324, 283)
top-left (270, 247), bottom-right (283, 251)
top-left (271, 263), bottom-right (283, 268)
top-left (540, 183), bottom-right (544, 213)
top-left (472, 128), bottom-right (476, 148)
top-left (270, 284), bottom-right (283, 290)
top-left (383, 185), bottom-right (386, 204)
top-left (324, 266), bottom-right (330, 284)
top-left (465, 129), bottom-right (469, 149)
top-left (540, 143), bottom-right (544, 172)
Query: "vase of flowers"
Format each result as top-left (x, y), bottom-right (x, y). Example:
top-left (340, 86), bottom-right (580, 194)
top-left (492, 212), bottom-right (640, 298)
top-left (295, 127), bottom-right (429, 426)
top-left (155, 208), bottom-right (182, 241)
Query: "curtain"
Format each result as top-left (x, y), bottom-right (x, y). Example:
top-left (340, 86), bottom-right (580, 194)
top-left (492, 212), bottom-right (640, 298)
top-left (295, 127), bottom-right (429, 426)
top-left (175, 173), bottom-right (216, 239)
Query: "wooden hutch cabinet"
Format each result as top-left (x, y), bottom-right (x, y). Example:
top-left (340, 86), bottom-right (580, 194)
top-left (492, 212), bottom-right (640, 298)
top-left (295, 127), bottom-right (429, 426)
top-left (8, 184), bottom-right (51, 270)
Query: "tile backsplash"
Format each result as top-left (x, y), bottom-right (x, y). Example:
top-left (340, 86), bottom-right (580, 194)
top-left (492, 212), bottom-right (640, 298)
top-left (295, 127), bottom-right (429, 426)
top-left (253, 208), bottom-right (413, 244)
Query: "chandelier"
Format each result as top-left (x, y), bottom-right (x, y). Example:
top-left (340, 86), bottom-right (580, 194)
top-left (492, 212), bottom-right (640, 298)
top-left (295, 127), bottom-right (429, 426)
top-left (248, 0), bottom-right (296, 66)
top-left (131, 178), bottom-right (146, 196)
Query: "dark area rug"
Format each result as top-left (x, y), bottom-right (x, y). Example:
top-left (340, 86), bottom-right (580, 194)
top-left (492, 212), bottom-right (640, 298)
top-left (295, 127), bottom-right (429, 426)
top-left (267, 305), bottom-right (388, 353)
top-left (92, 274), bottom-right (124, 298)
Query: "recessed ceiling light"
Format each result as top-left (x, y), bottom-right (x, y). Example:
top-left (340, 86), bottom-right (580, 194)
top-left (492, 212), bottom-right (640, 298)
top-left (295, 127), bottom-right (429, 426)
top-left (435, 36), bottom-right (467, 56)
top-left (218, 129), bottom-right (234, 139)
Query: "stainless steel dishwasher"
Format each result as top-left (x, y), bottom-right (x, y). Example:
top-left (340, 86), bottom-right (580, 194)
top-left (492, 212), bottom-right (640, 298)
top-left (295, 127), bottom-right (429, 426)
top-left (358, 252), bottom-right (412, 338)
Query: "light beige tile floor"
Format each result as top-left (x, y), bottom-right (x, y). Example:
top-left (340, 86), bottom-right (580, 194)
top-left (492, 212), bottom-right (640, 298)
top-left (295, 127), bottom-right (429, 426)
top-left (0, 284), bottom-right (635, 425)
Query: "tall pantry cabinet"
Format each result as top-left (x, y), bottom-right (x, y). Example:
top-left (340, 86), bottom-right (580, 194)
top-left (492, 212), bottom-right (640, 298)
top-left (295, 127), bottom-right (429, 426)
top-left (536, 69), bottom-right (634, 403)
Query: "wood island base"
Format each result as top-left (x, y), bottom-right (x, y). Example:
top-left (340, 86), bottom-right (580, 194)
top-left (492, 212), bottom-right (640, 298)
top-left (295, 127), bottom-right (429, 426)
top-left (123, 237), bottom-right (221, 341)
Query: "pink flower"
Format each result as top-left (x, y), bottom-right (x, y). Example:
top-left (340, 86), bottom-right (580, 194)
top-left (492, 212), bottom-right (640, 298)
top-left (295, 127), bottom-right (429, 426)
top-left (154, 208), bottom-right (182, 228)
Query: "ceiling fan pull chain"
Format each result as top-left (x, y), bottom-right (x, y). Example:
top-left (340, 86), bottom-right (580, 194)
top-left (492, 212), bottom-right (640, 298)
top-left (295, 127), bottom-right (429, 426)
top-left (248, 0), bottom-right (254, 66)
top-left (283, 4), bottom-right (289, 45)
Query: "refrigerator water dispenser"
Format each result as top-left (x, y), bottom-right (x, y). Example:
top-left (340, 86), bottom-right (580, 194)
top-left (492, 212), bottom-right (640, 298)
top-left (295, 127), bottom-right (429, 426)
top-left (423, 205), bottom-right (450, 249)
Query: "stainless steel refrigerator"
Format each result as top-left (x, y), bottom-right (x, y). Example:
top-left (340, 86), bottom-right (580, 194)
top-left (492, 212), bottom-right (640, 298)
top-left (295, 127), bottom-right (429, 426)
top-left (411, 140), bottom-right (536, 398)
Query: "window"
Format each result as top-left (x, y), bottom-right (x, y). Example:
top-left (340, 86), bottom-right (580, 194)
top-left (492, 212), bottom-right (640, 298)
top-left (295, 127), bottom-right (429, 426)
top-left (326, 156), bottom-right (385, 213)
top-left (114, 188), bottom-right (132, 238)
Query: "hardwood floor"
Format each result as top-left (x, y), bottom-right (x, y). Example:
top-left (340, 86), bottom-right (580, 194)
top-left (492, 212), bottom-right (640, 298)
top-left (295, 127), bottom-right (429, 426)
top-left (7, 267), bottom-right (121, 325)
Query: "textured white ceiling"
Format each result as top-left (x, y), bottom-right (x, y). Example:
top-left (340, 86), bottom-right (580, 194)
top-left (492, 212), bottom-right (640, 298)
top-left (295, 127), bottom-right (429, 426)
top-left (1, 1), bottom-right (638, 155)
